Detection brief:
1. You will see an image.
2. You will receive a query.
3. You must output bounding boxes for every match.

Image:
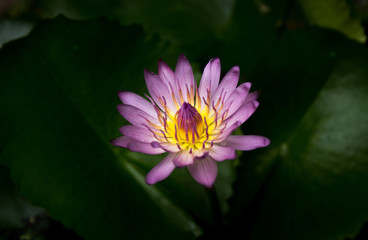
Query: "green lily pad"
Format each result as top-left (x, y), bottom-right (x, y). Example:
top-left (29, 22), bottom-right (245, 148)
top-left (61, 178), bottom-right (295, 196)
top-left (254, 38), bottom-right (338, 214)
top-left (0, 164), bottom-right (44, 231)
top-left (296, 0), bottom-right (366, 42)
top-left (0, 17), bottom-right (201, 240)
top-left (228, 28), bottom-right (368, 239)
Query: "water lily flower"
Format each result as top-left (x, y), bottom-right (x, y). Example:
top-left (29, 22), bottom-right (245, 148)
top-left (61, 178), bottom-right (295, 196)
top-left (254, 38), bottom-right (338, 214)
top-left (111, 54), bottom-right (270, 188)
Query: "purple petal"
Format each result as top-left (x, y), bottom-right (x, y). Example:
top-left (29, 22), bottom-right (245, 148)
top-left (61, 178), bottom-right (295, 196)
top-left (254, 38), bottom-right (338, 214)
top-left (211, 66), bottom-right (239, 104)
top-left (188, 156), bottom-right (218, 188)
top-left (175, 54), bottom-right (195, 103)
top-left (173, 150), bottom-right (194, 167)
top-left (222, 82), bottom-right (251, 118)
top-left (198, 58), bottom-right (221, 105)
top-left (225, 135), bottom-right (270, 150)
top-left (117, 104), bottom-right (160, 127)
top-left (209, 144), bottom-right (236, 161)
top-left (118, 91), bottom-right (156, 117)
top-left (244, 91), bottom-right (259, 104)
top-left (159, 142), bottom-right (181, 152)
top-left (158, 59), bottom-right (180, 103)
top-left (110, 136), bottom-right (131, 148)
top-left (128, 140), bottom-right (165, 154)
top-left (110, 136), bottom-right (164, 154)
top-left (213, 121), bottom-right (242, 143)
top-left (144, 69), bottom-right (176, 112)
top-left (119, 125), bottom-right (155, 143)
top-left (151, 142), bottom-right (180, 152)
top-left (223, 100), bottom-right (259, 127)
top-left (146, 153), bottom-right (176, 185)
top-left (158, 59), bottom-right (176, 87)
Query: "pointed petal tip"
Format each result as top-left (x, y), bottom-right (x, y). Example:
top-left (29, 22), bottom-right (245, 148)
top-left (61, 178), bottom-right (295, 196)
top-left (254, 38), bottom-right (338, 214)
top-left (145, 176), bottom-right (156, 185)
top-left (211, 57), bottom-right (220, 64)
top-left (237, 82), bottom-right (251, 92)
top-left (116, 104), bottom-right (123, 111)
top-left (232, 65), bottom-right (240, 72)
top-left (117, 91), bottom-right (130, 103)
top-left (110, 137), bottom-right (128, 147)
top-left (118, 126), bottom-right (125, 135)
top-left (264, 137), bottom-right (271, 146)
top-left (158, 58), bottom-right (167, 67)
top-left (145, 153), bottom-right (176, 185)
top-left (117, 90), bottom-right (127, 96)
top-left (177, 54), bottom-right (189, 63)
top-left (144, 68), bottom-right (157, 78)
top-left (202, 181), bottom-right (215, 188)
top-left (143, 68), bottom-right (150, 75)
top-left (224, 135), bottom-right (271, 151)
top-left (145, 172), bottom-right (169, 185)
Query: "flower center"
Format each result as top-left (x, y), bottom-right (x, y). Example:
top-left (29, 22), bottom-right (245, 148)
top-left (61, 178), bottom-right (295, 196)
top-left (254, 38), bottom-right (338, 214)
top-left (175, 102), bottom-right (203, 144)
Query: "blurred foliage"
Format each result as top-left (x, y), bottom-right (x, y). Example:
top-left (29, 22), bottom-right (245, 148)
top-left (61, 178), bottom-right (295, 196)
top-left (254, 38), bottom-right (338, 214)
top-left (0, 165), bottom-right (44, 231)
top-left (229, 27), bottom-right (368, 240)
top-left (0, 0), bottom-right (368, 240)
top-left (296, 0), bottom-right (366, 42)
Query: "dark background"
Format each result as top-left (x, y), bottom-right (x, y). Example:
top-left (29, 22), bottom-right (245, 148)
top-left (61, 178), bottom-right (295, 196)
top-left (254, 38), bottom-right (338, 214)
top-left (1, 0), bottom-right (368, 239)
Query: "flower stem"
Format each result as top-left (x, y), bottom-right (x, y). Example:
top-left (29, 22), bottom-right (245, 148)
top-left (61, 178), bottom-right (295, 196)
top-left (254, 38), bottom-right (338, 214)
top-left (206, 186), bottom-right (222, 228)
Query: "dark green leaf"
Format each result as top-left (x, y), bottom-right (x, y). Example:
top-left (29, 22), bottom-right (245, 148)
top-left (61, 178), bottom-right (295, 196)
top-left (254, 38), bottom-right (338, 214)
top-left (15, 0), bottom-right (287, 71)
top-left (0, 17), bottom-right (201, 240)
top-left (27, 0), bottom-right (235, 58)
top-left (228, 28), bottom-right (368, 239)
top-left (217, 0), bottom-right (287, 73)
top-left (0, 164), bottom-right (44, 230)
top-left (0, 19), bottom-right (34, 49)
top-left (296, 0), bottom-right (366, 42)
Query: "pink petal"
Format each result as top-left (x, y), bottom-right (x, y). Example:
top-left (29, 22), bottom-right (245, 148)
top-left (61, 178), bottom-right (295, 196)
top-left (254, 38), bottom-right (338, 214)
top-left (175, 54), bottom-right (195, 103)
top-left (225, 135), bottom-right (270, 150)
top-left (211, 66), bottom-right (239, 105)
top-left (111, 136), bottom-right (164, 154)
top-left (158, 59), bottom-right (176, 87)
top-left (244, 91), bottom-right (259, 104)
top-left (222, 100), bottom-right (259, 128)
top-left (158, 59), bottom-right (180, 104)
top-left (209, 144), bottom-right (236, 161)
top-left (222, 82), bottom-right (251, 118)
top-left (119, 125), bottom-right (155, 143)
top-left (151, 142), bottom-right (180, 152)
top-left (146, 153), bottom-right (176, 185)
top-left (110, 136), bottom-right (131, 148)
top-left (213, 121), bottom-right (242, 143)
top-left (117, 104), bottom-right (160, 127)
top-left (128, 140), bottom-right (165, 154)
top-left (111, 132), bottom-right (164, 154)
top-left (188, 156), bottom-right (218, 188)
top-left (173, 150), bottom-right (194, 167)
top-left (144, 69), bottom-right (176, 112)
top-left (198, 58), bottom-right (221, 105)
top-left (118, 91), bottom-right (156, 117)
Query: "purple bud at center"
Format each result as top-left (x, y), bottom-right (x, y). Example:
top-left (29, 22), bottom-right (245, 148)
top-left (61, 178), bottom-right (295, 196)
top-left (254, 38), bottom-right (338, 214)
top-left (176, 102), bottom-right (203, 141)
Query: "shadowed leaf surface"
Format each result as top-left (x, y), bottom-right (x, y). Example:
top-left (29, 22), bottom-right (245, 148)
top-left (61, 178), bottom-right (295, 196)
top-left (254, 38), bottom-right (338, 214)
top-left (228, 28), bottom-right (368, 240)
top-left (0, 17), bottom-right (201, 240)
